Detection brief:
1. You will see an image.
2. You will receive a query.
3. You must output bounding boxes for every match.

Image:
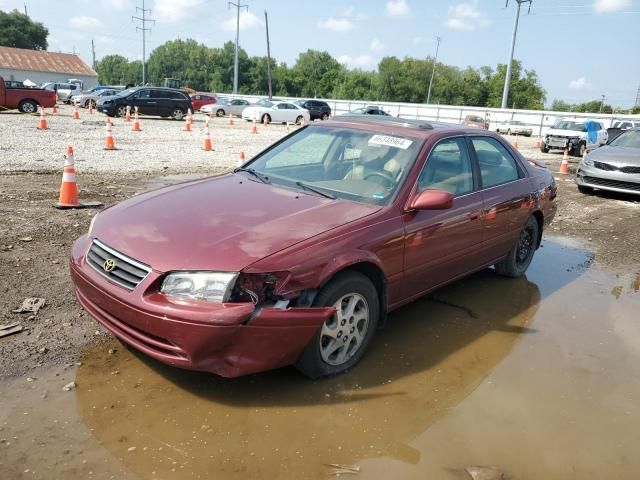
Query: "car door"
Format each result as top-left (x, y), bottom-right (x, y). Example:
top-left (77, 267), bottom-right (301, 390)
top-left (402, 136), bottom-right (485, 299)
top-left (468, 135), bottom-right (534, 264)
top-left (130, 89), bottom-right (153, 114)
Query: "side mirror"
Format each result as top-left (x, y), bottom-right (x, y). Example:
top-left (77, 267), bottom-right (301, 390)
top-left (408, 189), bottom-right (454, 211)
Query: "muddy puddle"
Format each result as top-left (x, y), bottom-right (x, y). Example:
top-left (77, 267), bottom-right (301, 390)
top-left (2, 237), bottom-right (640, 479)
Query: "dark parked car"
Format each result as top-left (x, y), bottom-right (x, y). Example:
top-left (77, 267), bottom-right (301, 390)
top-left (96, 86), bottom-right (192, 120)
top-left (342, 106), bottom-right (391, 116)
top-left (296, 99), bottom-right (332, 120)
top-left (70, 117), bottom-right (557, 379)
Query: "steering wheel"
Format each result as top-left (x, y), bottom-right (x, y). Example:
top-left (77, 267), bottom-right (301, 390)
top-left (364, 170), bottom-right (396, 188)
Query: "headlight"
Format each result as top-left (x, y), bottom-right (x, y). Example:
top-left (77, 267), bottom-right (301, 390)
top-left (161, 272), bottom-right (238, 302)
top-left (581, 154), bottom-right (593, 167)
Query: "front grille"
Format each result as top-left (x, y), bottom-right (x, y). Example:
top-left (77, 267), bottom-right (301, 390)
top-left (582, 176), bottom-right (640, 192)
top-left (620, 165), bottom-right (640, 174)
top-left (87, 239), bottom-right (151, 290)
top-left (593, 161), bottom-right (617, 171)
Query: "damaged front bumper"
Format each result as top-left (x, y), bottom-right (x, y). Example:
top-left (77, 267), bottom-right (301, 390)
top-left (70, 235), bottom-right (334, 377)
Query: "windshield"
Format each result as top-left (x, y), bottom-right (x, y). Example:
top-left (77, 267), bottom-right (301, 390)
top-left (609, 130), bottom-right (640, 148)
top-left (255, 99), bottom-right (273, 107)
top-left (511, 121), bottom-right (524, 126)
top-left (244, 126), bottom-right (423, 205)
top-left (116, 88), bottom-right (138, 98)
top-left (554, 121), bottom-right (586, 132)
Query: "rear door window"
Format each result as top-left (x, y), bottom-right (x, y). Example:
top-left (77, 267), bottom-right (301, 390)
top-left (470, 137), bottom-right (521, 188)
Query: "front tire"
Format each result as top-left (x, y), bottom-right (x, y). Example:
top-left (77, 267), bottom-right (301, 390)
top-left (295, 272), bottom-right (379, 379)
top-left (495, 216), bottom-right (539, 278)
top-left (321, 112), bottom-right (329, 120)
top-left (216, 108), bottom-right (225, 117)
top-left (261, 113), bottom-right (271, 124)
top-left (540, 143), bottom-right (550, 153)
top-left (115, 105), bottom-right (127, 117)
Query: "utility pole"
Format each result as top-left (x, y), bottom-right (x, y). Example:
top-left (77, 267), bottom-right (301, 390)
top-left (264, 10), bottom-right (273, 100)
top-left (91, 39), bottom-right (96, 70)
top-left (635, 84), bottom-right (640, 107)
top-left (600, 94), bottom-right (606, 113)
top-left (23, 4), bottom-right (28, 16)
top-left (501, 0), bottom-right (532, 109)
top-left (426, 36), bottom-right (442, 105)
top-left (132, 0), bottom-right (155, 85)
top-left (229, 1), bottom-right (249, 94)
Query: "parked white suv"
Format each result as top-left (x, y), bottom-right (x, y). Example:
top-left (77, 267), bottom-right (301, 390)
top-left (541, 119), bottom-right (607, 156)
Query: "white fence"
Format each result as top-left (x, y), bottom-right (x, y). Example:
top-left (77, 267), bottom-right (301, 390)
top-left (224, 93), bottom-right (640, 137)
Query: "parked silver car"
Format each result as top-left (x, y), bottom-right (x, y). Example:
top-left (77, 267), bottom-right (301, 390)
top-left (72, 89), bottom-right (119, 108)
top-left (496, 120), bottom-right (533, 136)
top-left (200, 97), bottom-right (250, 117)
top-left (576, 128), bottom-right (640, 195)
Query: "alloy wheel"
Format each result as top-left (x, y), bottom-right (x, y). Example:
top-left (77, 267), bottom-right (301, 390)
top-left (320, 293), bottom-right (369, 366)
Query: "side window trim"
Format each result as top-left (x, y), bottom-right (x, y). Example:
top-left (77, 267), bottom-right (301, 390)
top-left (415, 135), bottom-right (478, 197)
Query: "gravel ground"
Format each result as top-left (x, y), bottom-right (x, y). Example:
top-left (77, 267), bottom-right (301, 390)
top-left (0, 104), bottom-right (297, 174)
top-left (0, 109), bottom-right (639, 378)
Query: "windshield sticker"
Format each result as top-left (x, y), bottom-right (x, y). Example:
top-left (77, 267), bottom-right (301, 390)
top-left (368, 135), bottom-right (413, 150)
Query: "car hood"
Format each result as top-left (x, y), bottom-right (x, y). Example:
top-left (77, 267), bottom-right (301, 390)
top-left (588, 145), bottom-right (640, 166)
top-left (91, 174), bottom-right (380, 272)
top-left (547, 128), bottom-right (585, 137)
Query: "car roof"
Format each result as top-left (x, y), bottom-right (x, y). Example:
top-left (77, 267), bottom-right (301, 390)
top-left (322, 116), bottom-right (486, 139)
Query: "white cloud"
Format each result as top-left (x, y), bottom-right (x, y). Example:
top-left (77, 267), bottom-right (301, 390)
top-left (413, 36), bottom-right (426, 45)
top-left (317, 17), bottom-right (356, 32)
top-left (337, 55), bottom-right (352, 65)
top-left (95, 35), bottom-right (114, 45)
top-left (593, 0), bottom-right (632, 13)
top-left (222, 10), bottom-right (262, 32)
top-left (69, 16), bottom-right (102, 30)
top-left (445, 0), bottom-right (490, 31)
top-left (386, 0), bottom-right (409, 16)
top-left (569, 77), bottom-right (587, 90)
top-left (370, 38), bottom-right (385, 53)
top-left (337, 54), bottom-right (375, 69)
top-left (101, 0), bottom-right (130, 9)
top-left (154, 0), bottom-right (204, 23)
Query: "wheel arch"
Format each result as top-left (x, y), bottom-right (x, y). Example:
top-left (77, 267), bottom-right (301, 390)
top-left (18, 98), bottom-right (39, 110)
top-left (317, 260), bottom-right (388, 326)
top-left (531, 210), bottom-right (544, 248)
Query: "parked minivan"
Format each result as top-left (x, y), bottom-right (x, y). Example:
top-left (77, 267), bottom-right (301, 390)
top-left (96, 87), bottom-right (193, 120)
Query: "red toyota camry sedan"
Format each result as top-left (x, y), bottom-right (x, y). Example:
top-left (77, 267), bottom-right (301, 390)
top-left (70, 117), bottom-right (557, 378)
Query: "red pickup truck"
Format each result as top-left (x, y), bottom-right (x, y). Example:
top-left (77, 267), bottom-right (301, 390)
top-left (0, 75), bottom-right (57, 113)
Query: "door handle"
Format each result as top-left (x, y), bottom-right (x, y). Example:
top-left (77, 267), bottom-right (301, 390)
top-left (147, 101), bottom-right (157, 104)
top-left (468, 212), bottom-right (481, 220)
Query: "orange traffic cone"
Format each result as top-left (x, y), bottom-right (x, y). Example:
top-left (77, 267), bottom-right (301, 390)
top-left (132, 107), bottom-right (141, 132)
top-left (183, 109), bottom-right (192, 132)
top-left (38, 106), bottom-right (48, 130)
top-left (51, 104), bottom-right (58, 114)
top-left (203, 125), bottom-right (213, 151)
top-left (534, 136), bottom-right (541, 149)
top-left (229, 112), bottom-right (234, 126)
top-left (73, 106), bottom-right (80, 120)
top-left (104, 119), bottom-right (116, 150)
top-left (238, 151), bottom-right (245, 167)
top-left (559, 149), bottom-right (570, 174)
top-left (251, 119), bottom-right (258, 134)
top-left (54, 146), bottom-right (103, 209)
top-left (125, 106), bottom-right (131, 122)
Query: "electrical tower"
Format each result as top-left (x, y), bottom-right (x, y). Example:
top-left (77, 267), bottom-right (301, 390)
top-left (229, 1), bottom-right (249, 95)
top-left (501, 0), bottom-right (532, 109)
top-left (132, 0), bottom-right (155, 85)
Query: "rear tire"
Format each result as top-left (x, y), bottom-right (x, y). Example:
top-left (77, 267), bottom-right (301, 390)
top-left (495, 216), bottom-right (539, 278)
top-left (18, 100), bottom-right (37, 113)
top-left (172, 108), bottom-right (185, 120)
top-left (321, 112), bottom-right (329, 120)
top-left (540, 143), bottom-right (550, 153)
top-left (295, 115), bottom-right (304, 125)
top-left (295, 271), bottom-right (379, 379)
top-left (261, 113), bottom-right (271, 124)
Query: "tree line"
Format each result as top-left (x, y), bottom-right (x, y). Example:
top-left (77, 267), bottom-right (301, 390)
top-left (95, 39), bottom-right (547, 109)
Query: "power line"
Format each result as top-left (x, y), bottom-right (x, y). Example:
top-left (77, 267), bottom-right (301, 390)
top-left (501, 0), bottom-right (532, 109)
top-left (228, 1), bottom-right (249, 95)
top-left (132, 0), bottom-right (155, 85)
top-left (426, 36), bottom-right (442, 105)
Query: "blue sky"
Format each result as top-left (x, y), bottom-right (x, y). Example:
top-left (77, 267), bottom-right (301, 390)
top-left (1, 0), bottom-right (638, 107)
